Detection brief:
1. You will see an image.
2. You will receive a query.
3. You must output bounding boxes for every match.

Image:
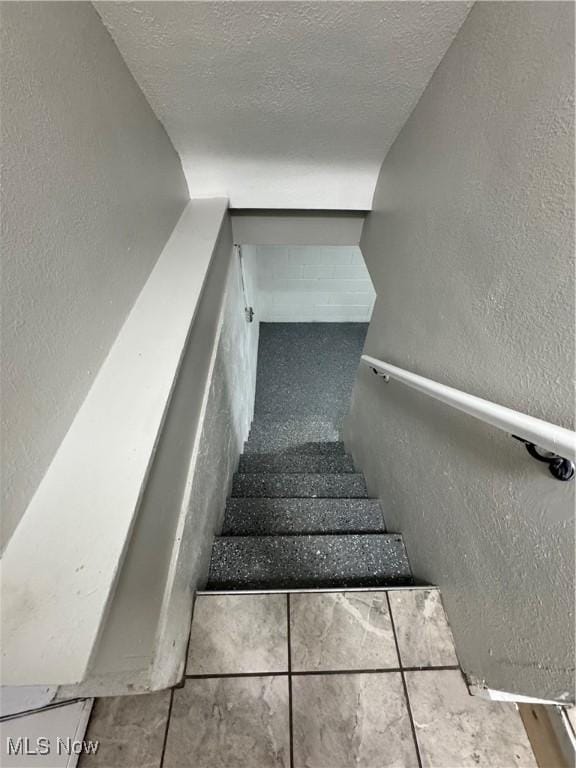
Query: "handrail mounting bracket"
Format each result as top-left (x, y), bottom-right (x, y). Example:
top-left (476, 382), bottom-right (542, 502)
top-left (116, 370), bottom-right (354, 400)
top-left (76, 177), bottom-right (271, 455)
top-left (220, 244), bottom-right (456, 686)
top-left (512, 436), bottom-right (575, 482)
top-left (371, 367), bottom-right (390, 383)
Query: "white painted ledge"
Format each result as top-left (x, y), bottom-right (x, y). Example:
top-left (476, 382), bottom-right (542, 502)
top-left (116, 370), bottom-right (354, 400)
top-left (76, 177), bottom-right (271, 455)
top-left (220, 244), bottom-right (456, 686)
top-left (1, 199), bottom-right (228, 686)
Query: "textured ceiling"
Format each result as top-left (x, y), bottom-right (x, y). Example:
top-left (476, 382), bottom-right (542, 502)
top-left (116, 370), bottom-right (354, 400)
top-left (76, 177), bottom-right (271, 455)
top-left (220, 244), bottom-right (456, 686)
top-left (96, 2), bottom-right (472, 209)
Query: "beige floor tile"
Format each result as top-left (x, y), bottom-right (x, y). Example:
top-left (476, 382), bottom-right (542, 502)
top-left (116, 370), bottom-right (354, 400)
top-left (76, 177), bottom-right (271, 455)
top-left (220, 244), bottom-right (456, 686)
top-left (163, 676), bottom-right (290, 768)
top-left (187, 594), bottom-right (288, 674)
top-left (406, 669), bottom-right (537, 767)
top-left (290, 591), bottom-right (398, 671)
top-left (388, 589), bottom-right (458, 667)
top-left (78, 691), bottom-right (170, 768)
top-left (292, 672), bottom-right (419, 768)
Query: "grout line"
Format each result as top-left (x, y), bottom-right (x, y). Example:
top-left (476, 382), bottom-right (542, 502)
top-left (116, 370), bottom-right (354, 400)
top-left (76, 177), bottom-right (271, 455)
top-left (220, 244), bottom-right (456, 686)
top-left (293, 666), bottom-right (461, 675)
top-left (287, 593), bottom-right (295, 768)
top-left (386, 591), bottom-right (423, 768)
top-left (183, 665), bottom-right (460, 680)
top-left (179, 592), bottom-right (199, 683)
top-left (292, 668), bottom-right (404, 676)
top-left (403, 665), bottom-right (461, 672)
top-left (159, 688), bottom-right (174, 768)
top-left (185, 671), bottom-right (288, 679)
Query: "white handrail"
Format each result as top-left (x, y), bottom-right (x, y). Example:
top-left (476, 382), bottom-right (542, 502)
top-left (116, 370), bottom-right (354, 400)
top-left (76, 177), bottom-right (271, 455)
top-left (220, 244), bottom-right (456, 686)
top-left (361, 355), bottom-right (576, 461)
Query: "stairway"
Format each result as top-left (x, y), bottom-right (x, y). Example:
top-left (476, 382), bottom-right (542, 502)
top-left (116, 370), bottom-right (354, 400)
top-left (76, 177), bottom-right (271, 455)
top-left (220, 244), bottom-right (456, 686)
top-left (206, 421), bottom-right (413, 590)
top-left (205, 324), bottom-right (414, 591)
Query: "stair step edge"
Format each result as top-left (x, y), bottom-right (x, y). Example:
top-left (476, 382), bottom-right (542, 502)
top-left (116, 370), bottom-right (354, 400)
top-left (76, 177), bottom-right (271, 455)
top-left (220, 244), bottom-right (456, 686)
top-left (222, 497), bottom-right (386, 535)
top-left (231, 471), bottom-right (369, 499)
top-left (198, 584), bottom-right (433, 595)
top-left (207, 533), bottom-right (413, 590)
top-left (238, 456), bottom-right (355, 473)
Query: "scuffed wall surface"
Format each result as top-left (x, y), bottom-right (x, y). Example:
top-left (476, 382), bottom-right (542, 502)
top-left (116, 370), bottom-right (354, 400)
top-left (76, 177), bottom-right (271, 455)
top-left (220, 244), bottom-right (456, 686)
top-left (178, 250), bottom-right (259, 582)
top-left (0, 3), bottom-right (188, 552)
top-left (346, 2), bottom-right (574, 700)
top-left (151, 244), bottom-right (259, 688)
top-left (95, 1), bottom-right (472, 209)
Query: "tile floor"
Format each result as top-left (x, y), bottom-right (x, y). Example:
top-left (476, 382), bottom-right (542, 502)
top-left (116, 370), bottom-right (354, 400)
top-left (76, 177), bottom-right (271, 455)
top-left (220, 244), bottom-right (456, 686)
top-left (80, 589), bottom-right (537, 768)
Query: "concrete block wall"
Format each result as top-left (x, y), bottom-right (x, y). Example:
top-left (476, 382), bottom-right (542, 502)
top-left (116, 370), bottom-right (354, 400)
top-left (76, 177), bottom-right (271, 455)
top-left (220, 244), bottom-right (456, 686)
top-left (243, 245), bottom-right (376, 322)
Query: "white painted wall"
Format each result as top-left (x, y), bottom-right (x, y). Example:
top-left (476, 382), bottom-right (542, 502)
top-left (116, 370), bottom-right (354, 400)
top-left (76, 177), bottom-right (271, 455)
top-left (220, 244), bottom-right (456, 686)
top-left (0, 3), bottom-right (188, 553)
top-left (244, 246), bottom-right (375, 322)
top-left (231, 213), bottom-right (365, 247)
top-left (345, 1), bottom-right (575, 702)
top-left (95, 1), bottom-right (472, 209)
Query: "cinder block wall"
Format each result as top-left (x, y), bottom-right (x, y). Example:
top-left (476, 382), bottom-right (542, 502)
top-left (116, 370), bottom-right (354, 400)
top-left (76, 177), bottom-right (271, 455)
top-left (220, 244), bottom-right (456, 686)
top-left (243, 245), bottom-right (375, 322)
